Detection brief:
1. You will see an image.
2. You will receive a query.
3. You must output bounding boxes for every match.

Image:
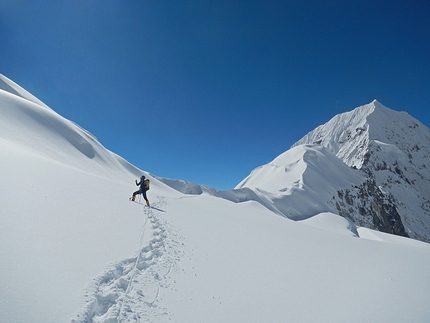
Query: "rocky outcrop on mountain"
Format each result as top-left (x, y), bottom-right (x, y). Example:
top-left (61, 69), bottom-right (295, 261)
top-left (331, 179), bottom-right (408, 238)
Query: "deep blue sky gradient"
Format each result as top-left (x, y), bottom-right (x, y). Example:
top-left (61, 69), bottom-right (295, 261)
top-left (1, 1), bottom-right (429, 189)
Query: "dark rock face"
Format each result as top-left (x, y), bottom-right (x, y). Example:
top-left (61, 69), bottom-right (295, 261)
top-left (332, 179), bottom-right (408, 237)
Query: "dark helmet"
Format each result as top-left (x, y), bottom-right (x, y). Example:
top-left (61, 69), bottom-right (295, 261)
top-left (141, 175), bottom-right (146, 180)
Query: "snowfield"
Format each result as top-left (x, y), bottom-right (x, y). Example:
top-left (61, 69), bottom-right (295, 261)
top-left (1, 74), bottom-right (430, 323)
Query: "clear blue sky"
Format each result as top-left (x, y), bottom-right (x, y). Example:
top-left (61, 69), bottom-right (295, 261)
top-left (1, 1), bottom-right (429, 190)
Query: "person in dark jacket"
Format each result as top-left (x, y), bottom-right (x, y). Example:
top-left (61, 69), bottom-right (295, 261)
top-left (131, 175), bottom-right (150, 206)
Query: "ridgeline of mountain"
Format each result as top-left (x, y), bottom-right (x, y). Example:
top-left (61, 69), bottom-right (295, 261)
top-left (0, 74), bottom-right (145, 180)
top-left (2, 72), bottom-right (429, 242)
top-left (238, 100), bottom-right (430, 242)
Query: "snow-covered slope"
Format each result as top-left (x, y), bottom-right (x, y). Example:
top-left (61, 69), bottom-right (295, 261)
top-left (1, 75), bottom-right (430, 323)
top-left (236, 144), bottom-right (365, 220)
top-left (0, 74), bottom-right (146, 179)
top-left (0, 74), bottom-right (181, 323)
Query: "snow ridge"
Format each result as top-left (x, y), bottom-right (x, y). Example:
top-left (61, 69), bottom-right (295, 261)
top-left (0, 74), bottom-right (51, 109)
top-left (71, 198), bottom-right (183, 323)
top-left (236, 145), bottom-right (365, 221)
top-left (0, 74), bottom-right (143, 180)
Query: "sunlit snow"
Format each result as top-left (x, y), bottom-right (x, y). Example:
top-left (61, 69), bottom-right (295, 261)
top-left (1, 74), bottom-right (429, 323)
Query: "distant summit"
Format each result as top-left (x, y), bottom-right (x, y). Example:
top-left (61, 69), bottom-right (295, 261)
top-left (239, 100), bottom-right (430, 242)
top-left (292, 99), bottom-right (427, 169)
top-left (294, 100), bottom-right (430, 241)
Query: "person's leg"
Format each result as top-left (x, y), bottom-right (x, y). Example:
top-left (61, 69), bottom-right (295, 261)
top-left (131, 189), bottom-right (141, 201)
top-left (142, 190), bottom-right (150, 206)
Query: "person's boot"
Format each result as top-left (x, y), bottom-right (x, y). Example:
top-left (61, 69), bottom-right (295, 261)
top-left (131, 195), bottom-right (136, 201)
top-left (146, 200), bottom-right (150, 206)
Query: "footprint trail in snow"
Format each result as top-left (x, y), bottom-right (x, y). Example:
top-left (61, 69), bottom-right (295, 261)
top-left (71, 197), bottom-right (183, 323)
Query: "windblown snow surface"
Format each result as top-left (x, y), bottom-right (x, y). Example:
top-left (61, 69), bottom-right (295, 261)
top-left (1, 74), bottom-right (430, 323)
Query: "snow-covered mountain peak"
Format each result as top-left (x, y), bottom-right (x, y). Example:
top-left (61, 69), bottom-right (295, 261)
top-left (289, 100), bottom-right (430, 241)
top-left (292, 100), bottom-right (429, 169)
top-left (370, 98), bottom-right (387, 107)
top-left (238, 100), bottom-right (430, 241)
